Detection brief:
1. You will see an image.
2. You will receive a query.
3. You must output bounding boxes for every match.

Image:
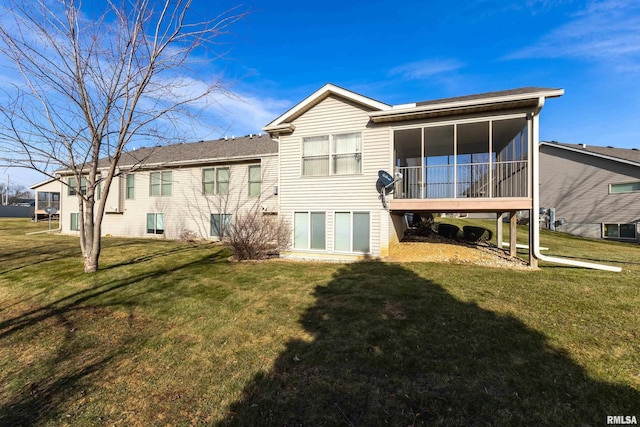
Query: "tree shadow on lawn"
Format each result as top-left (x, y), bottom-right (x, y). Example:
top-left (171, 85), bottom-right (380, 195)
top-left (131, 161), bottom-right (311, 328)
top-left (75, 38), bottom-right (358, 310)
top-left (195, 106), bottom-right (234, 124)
top-left (0, 250), bottom-right (227, 426)
top-left (221, 262), bottom-right (639, 426)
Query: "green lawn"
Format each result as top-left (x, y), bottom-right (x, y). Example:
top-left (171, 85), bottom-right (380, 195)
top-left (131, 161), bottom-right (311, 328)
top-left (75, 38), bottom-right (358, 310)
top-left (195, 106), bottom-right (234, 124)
top-left (0, 218), bottom-right (638, 426)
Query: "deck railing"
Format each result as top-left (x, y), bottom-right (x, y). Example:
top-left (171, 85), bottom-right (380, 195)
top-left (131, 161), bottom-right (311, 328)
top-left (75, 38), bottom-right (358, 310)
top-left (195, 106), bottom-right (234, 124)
top-left (394, 160), bottom-right (528, 199)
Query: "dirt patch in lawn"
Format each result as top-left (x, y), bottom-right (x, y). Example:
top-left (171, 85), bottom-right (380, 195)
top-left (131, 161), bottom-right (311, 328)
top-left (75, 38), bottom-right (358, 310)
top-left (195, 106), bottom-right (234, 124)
top-left (389, 235), bottom-right (531, 269)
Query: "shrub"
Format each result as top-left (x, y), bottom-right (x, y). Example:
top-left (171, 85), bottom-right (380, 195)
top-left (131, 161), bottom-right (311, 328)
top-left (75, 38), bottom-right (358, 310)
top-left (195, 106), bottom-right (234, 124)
top-left (224, 210), bottom-right (290, 260)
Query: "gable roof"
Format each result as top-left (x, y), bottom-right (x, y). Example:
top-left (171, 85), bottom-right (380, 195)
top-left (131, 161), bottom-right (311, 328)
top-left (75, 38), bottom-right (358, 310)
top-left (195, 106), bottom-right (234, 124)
top-left (95, 134), bottom-right (277, 171)
top-left (540, 141), bottom-right (640, 167)
top-left (263, 83), bottom-right (391, 133)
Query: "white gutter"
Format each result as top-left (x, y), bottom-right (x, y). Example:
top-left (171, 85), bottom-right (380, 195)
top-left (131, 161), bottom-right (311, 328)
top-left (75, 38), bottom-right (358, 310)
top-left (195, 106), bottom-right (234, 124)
top-left (531, 97), bottom-right (622, 272)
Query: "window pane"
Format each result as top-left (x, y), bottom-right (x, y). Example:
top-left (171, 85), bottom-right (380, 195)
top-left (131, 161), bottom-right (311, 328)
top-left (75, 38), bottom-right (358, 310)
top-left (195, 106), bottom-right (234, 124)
top-left (150, 173), bottom-right (160, 196)
top-left (249, 165), bottom-right (261, 196)
top-left (217, 168), bottom-right (229, 194)
top-left (294, 212), bottom-right (309, 249)
top-left (611, 182), bottom-right (640, 193)
top-left (334, 212), bottom-right (351, 252)
top-left (70, 213), bottom-right (78, 231)
top-left (156, 213), bottom-right (164, 234)
top-left (310, 212), bottom-right (326, 250)
top-left (147, 213), bottom-right (155, 233)
top-left (333, 133), bottom-right (361, 175)
top-left (604, 224), bottom-right (619, 238)
top-left (303, 157), bottom-right (329, 176)
top-left (126, 174), bottom-right (135, 199)
top-left (202, 169), bottom-right (214, 195)
top-left (353, 212), bottom-right (370, 253)
top-left (620, 224), bottom-right (636, 238)
top-left (303, 136), bottom-right (329, 176)
top-left (161, 171), bottom-right (172, 196)
top-left (68, 177), bottom-right (77, 196)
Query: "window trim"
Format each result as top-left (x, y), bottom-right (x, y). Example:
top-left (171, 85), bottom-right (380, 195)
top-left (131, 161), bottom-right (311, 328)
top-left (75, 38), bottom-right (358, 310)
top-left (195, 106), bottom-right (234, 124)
top-left (293, 211), bottom-right (326, 251)
top-left (149, 171), bottom-right (172, 197)
top-left (248, 164), bottom-right (262, 197)
top-left (126, 174), bottom-right (135, 200)
top-left (146, 213), bottom-right (165, 235)
top-left (210, 213), bottom-right (232, 238)
top-left (333, 211), bottom-right (371, 254)
top-left (202, 167), bottom-right (230, 195)
top-left (609, 181), bottom-right (640, 194)
top-left (70, 212), bottom-right (80, 231)
top-left (301, 132), bottom-right (362, 177)
top-left (602, 223), bottom-right (637, 240)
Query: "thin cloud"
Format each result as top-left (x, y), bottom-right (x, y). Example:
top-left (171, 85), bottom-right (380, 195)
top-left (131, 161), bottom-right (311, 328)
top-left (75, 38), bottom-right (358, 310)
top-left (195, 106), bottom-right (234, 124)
top-left (388, 59), bottom-right (464, 81)
top-left (508, 0), bottom-right (640, 69)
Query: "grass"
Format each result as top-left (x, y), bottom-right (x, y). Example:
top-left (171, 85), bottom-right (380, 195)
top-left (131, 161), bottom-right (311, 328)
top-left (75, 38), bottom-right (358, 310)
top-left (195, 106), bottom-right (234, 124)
top-left (0, 218), bottom-right (639, 426)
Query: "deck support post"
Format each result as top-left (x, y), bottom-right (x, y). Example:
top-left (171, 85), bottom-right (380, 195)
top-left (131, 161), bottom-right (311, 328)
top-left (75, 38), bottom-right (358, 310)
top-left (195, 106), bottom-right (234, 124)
top-left (496, 212), bottom-right (504, 249)
top-left (528, 208), bottom-right (538, 268)
top-left (509, 211), bottom-right (517, 258)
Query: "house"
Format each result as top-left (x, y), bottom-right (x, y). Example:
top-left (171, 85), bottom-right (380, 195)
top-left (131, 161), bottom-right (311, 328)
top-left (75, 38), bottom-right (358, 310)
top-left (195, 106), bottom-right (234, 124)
top-left (31, 84), bottom-right (565, 266)
top-left (264, 84), bottom-right (563, 264)
top-left (31, 134), bottom-right (278, 239)
top-left (539, 141), bottom-right (640, 242)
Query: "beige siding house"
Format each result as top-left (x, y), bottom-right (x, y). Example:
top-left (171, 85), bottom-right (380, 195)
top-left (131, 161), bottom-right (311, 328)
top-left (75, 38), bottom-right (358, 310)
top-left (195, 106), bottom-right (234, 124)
top-left (264, 84), bottom-right (563, 263)
top-left (33, 135), bottom-right (278, 240)
top-left (540, 141), bottom-right (640, 242)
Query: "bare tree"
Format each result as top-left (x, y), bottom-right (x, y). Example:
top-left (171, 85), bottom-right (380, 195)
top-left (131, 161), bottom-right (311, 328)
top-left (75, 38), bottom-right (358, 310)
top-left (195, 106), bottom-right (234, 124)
top-left (0, 0), bottom-right (244, 272)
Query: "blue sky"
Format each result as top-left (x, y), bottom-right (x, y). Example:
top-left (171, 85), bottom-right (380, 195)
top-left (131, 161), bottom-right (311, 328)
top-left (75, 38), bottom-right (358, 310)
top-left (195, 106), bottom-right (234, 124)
top-left (3, 0), bottom-right (640, 187)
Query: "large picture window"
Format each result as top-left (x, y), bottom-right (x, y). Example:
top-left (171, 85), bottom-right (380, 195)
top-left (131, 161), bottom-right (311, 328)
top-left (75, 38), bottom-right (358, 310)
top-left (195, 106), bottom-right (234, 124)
top-left (210, 214), bottom-right (232, 238)
top-left (302, 133), bottom-right (361, 176)
top-left (146, 213), bottom-right (165, 234)
top-left (150, 171), bottom-right (172, 197)
top-left (603, 223), bottom-right (636, 240)
top-left (335, 211), bottom-right (370, 253)
top-left (294, 212), bottom-right (326, 250)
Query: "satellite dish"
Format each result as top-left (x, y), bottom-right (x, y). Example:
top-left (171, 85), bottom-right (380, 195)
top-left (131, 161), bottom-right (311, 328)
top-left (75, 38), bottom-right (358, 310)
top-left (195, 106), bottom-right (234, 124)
top-left (44, 206), bottom-right (58, 215)
top-left (376, 170), bottom-right (402, 209)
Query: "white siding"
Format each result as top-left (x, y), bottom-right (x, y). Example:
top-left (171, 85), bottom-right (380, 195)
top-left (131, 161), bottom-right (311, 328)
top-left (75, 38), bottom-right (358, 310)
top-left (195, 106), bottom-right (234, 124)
top-left (59, 155), bottom-right (278, 240)
top-left (279, 94), bottom-right (392, 258)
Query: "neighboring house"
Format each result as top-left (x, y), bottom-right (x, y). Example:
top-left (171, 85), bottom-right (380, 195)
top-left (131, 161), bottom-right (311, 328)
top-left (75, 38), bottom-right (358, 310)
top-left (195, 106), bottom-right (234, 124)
top-left (31, 134), bottom-right (278, 240)
top-left (264, 84), bottom-right (563, 263)
top-left (539, 141), bottom-right (640, 242)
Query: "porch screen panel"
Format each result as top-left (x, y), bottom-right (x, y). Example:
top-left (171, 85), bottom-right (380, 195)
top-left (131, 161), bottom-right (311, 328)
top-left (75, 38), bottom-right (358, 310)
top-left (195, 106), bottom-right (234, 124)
top-left (424, 125), bottom-right (455, 198)
top-left (456, 121), bottom-right (490, 198)
top-left (334, 212), bottom-right (351, 252)
top-left (294, 212), bottom-right (309, 249)
top-left (303, 136), bottom-right (329, 176)
top-left (332, 132), bottom-right (361, 174)
top-left (493, 118), bottom-right (528, 197)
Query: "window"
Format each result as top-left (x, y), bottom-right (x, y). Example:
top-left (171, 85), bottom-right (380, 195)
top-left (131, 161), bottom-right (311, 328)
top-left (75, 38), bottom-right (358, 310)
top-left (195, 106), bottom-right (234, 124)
top-left (37, 192), bottom-right (60, 210)
top-left (210, 214), bottom-right (232, 238)
top-left (146, 213), bottom-right (165, 234)
top-left (248, 165), bottom-right (261, 197)
top-left (294, 212), bottom-right (326, 250)
top-left (610, 182), bottom-right (640, 194)
top-left (68, 177), bottom-right (87, 196)
top-left (335, 212), bottom-right (370, 253)
top-left (70, 213), bottom-right (80, 231)
top-left (96, 181), bottom-right (102, 200)
top-left (126, 174), bottom-right (135, 199)
top-left (302, 133), bottom-right (361, 176)
top-left (202, 167), bottom-right (230, 195)
top-left (603, 223), bottom-right (636, 239)
top-left (150, 171), bottom-right (172, 196)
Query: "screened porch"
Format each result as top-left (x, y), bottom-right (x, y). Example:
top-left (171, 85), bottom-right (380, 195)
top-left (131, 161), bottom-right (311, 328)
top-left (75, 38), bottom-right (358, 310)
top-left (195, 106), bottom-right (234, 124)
top-left (392, 116), bottom-right (530, 203)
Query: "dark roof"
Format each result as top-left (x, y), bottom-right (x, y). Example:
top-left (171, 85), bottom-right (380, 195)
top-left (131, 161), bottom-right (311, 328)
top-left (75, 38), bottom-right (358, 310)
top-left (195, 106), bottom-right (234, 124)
top-left (98, 134), bottom-right (277, 169)
top-left (541, 141), bottom-right (640, 165)
top-left (416, 87), bottom-right (561, 107)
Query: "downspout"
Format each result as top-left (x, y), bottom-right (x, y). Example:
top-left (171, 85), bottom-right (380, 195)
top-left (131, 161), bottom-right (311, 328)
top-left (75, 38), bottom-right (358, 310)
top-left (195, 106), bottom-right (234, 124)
top-left (531, 97), bottom-right (621, 272)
